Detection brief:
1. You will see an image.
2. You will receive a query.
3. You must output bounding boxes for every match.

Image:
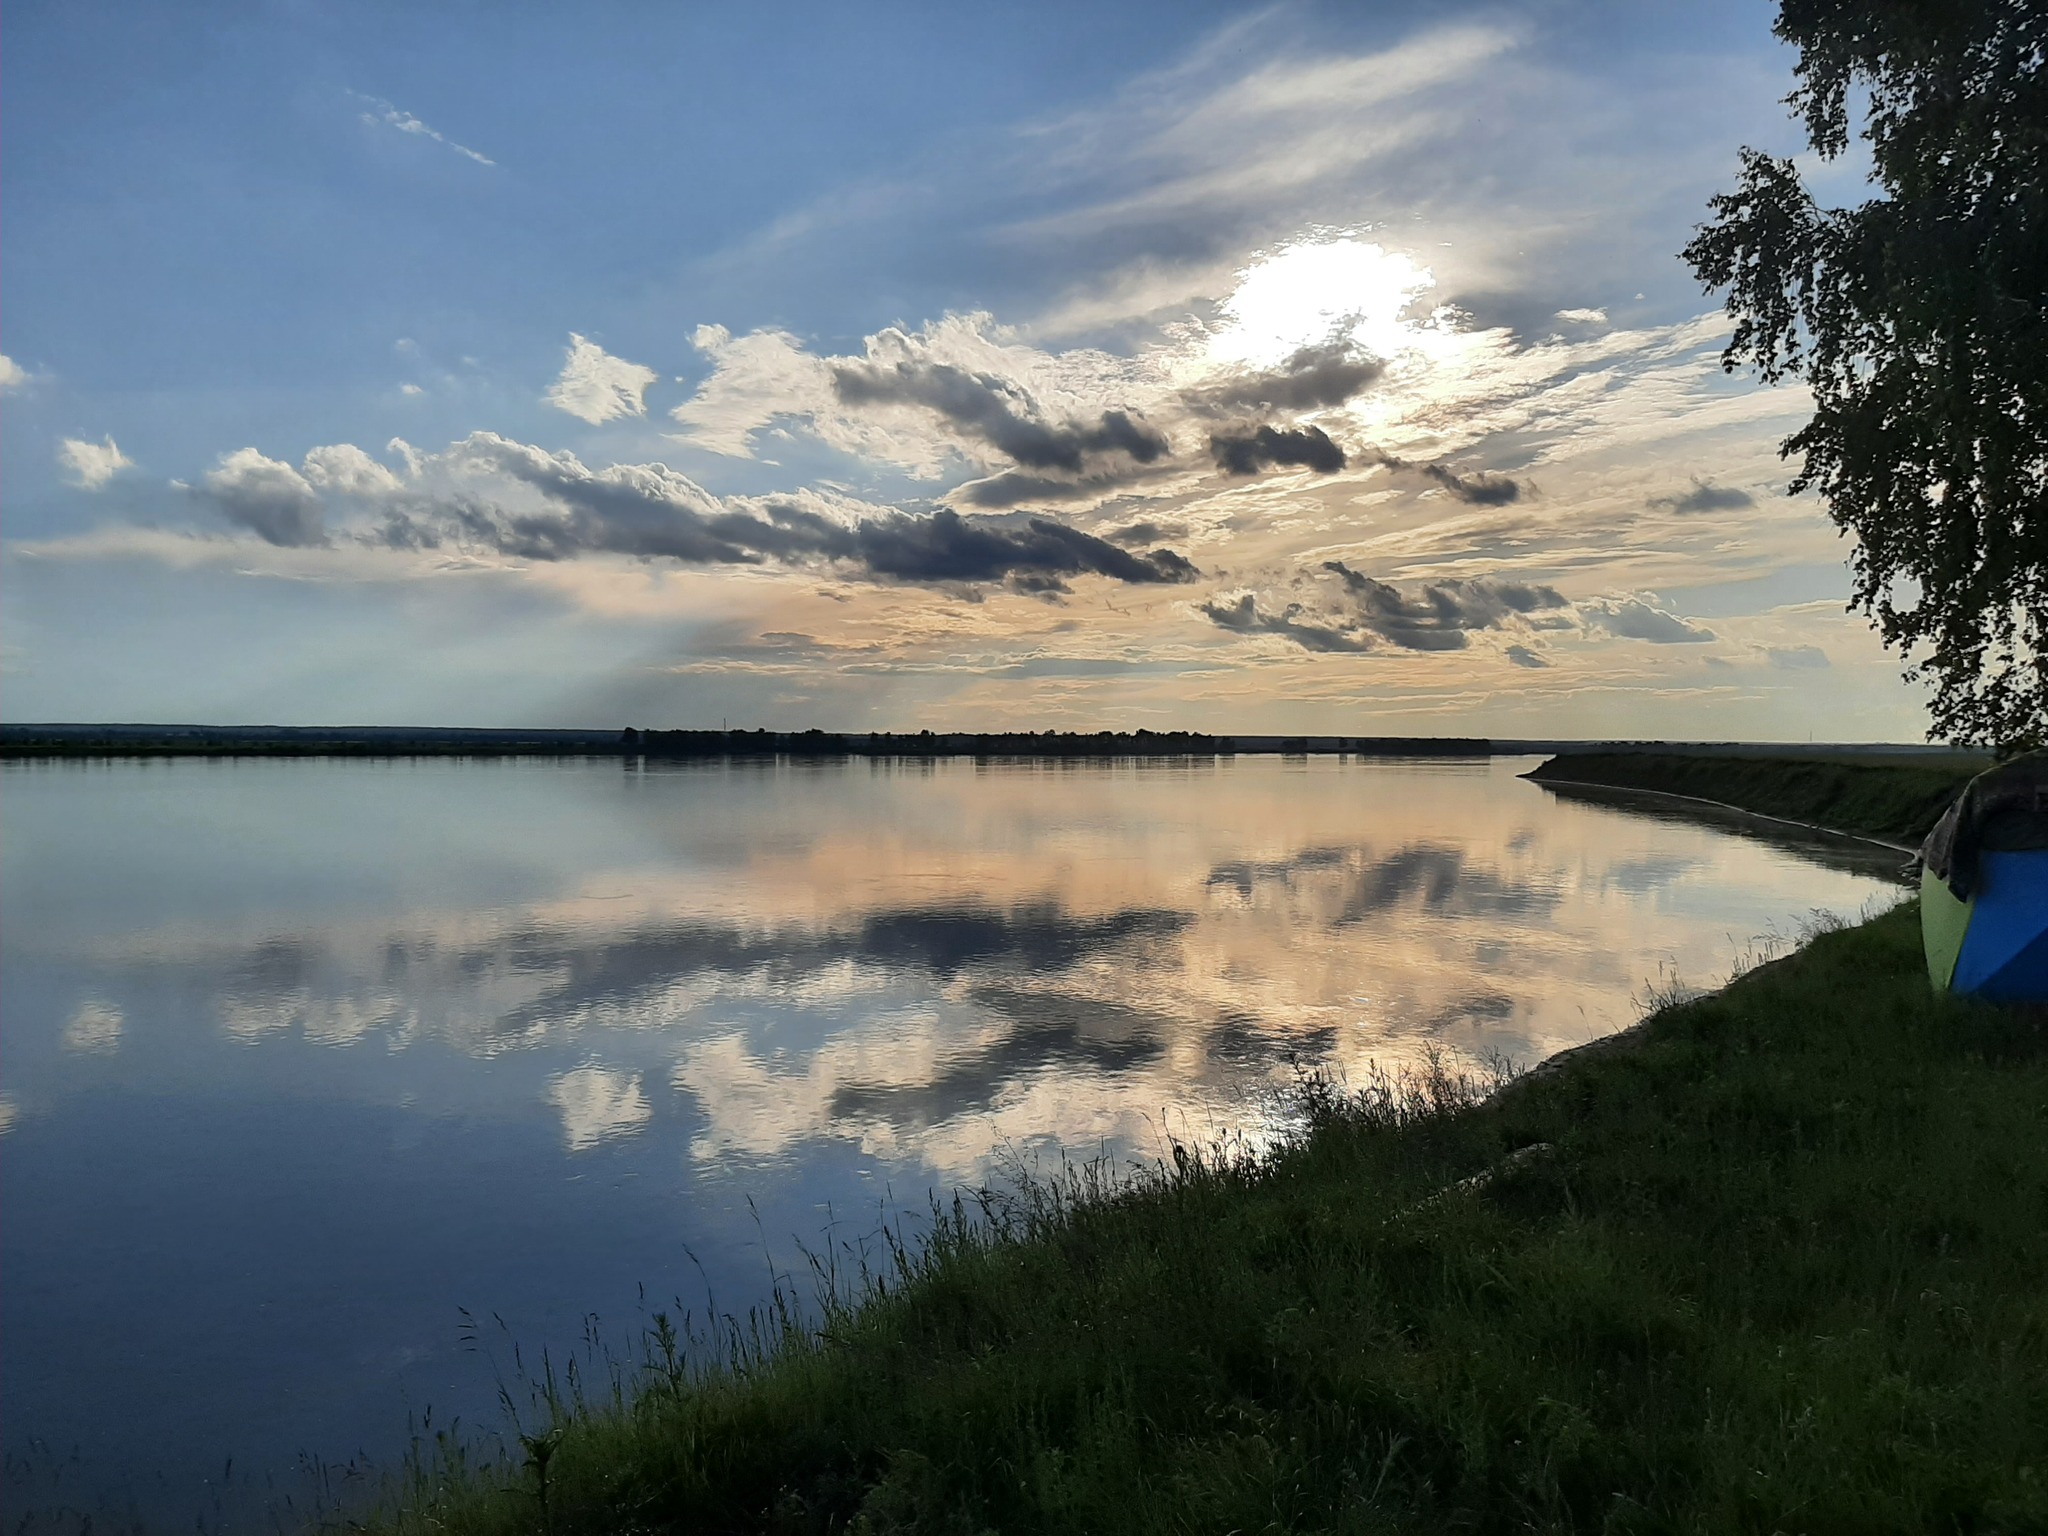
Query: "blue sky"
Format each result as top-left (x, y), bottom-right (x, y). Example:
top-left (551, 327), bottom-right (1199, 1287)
top-left (3, 0), bottom-right (1932, 737)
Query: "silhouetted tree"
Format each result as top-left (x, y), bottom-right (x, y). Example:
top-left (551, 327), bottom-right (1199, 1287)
top-left (1684, 0), bottom-right (2048, 749)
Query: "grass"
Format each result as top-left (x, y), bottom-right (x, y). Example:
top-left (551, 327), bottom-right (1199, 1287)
top-left (370, 901), bottom-right (2048, 1535)
top-left (1522, 752), bottom-right (1986, 846)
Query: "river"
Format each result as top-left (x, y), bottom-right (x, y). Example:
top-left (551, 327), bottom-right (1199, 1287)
top-left (0, 753), bottom-right (1902, 1528)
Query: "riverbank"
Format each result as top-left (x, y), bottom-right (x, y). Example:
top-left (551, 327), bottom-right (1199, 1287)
top-left (1523, 749), bottom-right (1986, 847)
top-left (378, 899), bottom-right (2048, 1531)
top-left (3, 723), bottom-right (1970, 763)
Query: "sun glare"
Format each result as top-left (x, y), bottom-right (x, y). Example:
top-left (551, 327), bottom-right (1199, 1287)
top-left (1207, 237), bottom-right (1440, 369)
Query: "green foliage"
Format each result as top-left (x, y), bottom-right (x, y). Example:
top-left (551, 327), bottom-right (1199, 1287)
top-left (1524, 750), bottom-right (1985, 843)
top-left (1682, 1), bottom-right (2048, 751)
top-left (369, 905), bottom-right (2048, 1534)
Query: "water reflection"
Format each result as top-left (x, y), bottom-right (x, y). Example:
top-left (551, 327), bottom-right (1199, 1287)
top-left (14, 759), bottom-right (1907, 1169)
top-left (0, 754), bottom-right (1902, 1528)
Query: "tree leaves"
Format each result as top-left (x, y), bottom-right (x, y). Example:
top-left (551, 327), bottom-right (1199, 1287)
top-left (1684, 0), bottom-right (2048, 750)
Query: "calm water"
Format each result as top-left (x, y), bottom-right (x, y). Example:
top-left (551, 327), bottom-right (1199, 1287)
top-left (1, 755), bottom-right (1901, 1526)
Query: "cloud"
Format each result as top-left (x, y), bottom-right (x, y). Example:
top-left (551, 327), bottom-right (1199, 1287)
top-left (1555, 307), bottom-right (1608, 325)
top-left (58, 435), bottom-right (133, 490)
top-left (949, 469), bottom-right (1151, 508)
top-left (1105, 519), bottom-right (1186, 547)
top-left (1763, 644), bottom-right (1829, 669)
top-left (200, 448), bottom-right (327, 547)
top-left (353, 92), bottom-right (495, 165)
top-left (673, 315), bottom-right (1181, 496)
top-left (1202, 563), bottom-right (1568, 654)
top-left (1650, 478), bottom-right (1754, 513)
top-left (1187, 340), bottom-right (1384, 414)
top-left (1005, 22), bottom-right (1520, 252)
top-left (0, 355), bottom-right (26, 392)
top-left (546, 333), bottom-right (660, 425)
top-left (188, 431), bottom-right (1198, 589)
top-left (1505, 644), bottom-right (1549, 668)
top-left (1210, 423), bottom-right (1345, 475)
top-left (1419, 462), bottom-right (1521, 505)
top-left (302, 442), bottom-right (404, 497)
top-left (1581, 597), bottom-right (1714, 644)
top-left (1198, 592), bottom-right (1374, 652)
top-left (1321, 560), bottom-right (1567, 649)
top-left (841, 508), bottom-right (1197, 588)
top-left (1359, 447), bottom-right (1524, 505)
top-left (830, 336), bottom-right (1169, 474)
top-left (670, 324), bottom-right (834, 457)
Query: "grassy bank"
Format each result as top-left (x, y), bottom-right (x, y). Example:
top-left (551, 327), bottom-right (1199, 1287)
top-left (379, 901), bottom-right (2048, 1534)
top-left (1523, 751), bottom-right (1985, 846)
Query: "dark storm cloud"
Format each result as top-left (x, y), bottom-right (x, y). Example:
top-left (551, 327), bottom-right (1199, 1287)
top-left (1419, 462), bottom-right (1521, 505)
top-left (1361, 448), bottom-right (1526, 506)
top-left (830, 356), bottom-right (1169, 473)
top-left (848, 509), bottom-right (1197, 585)
top-left (1189, 341), bottom-right (1385, 414)
top-left (1201, 563), bottom-right (1569, 655)
top-left (1198, 593), bottom-right (1374, 652)
top-left (1105, 519), bottom-right (1186, 547)
top-left (1320, 560), bottom-right (1567, 650)
top-left (1210, 424), bottom-right (1346, 475)
top-left (1650, 479), bottom-right (1755, 513)
top-left (356, 433), bottom-right (1198, 588)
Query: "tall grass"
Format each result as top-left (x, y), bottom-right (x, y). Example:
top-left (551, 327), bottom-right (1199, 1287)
top-left (360, 902), bottom-right (2048, 1534)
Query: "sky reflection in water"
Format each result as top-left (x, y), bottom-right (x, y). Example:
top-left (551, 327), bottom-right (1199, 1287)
top-left (0, 755), bottom-right (1900, 1525)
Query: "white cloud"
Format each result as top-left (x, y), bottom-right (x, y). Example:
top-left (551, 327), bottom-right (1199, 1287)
top-left (0, 354), bottom-right (27, 392)
top-left (670, 324), bottom-right (837, 456)
top-left (302, 442), bottom-right (405, 497)
top-left (1555, 307), bottom-right (1608, 326)
top-left (1581, 597), bottom-right (1716, 644)
top-left (545, 333), bottom-right (660, 425)
top-left (58, 435), bottom-right (134, 489)
top-left (201, 447), bottom-right (326, 547)
top-left (1013, 23), bottom-right (1521, 246)
top-left (353, 92), bottom-right (495, 166)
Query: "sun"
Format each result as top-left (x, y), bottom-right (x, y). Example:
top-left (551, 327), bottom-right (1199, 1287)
top-left (1206, 236), bottom-right (1443, 369)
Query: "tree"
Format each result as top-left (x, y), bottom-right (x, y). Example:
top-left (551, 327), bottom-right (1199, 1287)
top-left (1683, 0), bottom-right (2048, 750)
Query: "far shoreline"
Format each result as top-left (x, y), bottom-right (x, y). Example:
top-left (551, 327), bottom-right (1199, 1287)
top-left (0, 722), bottom-right (1986, 764)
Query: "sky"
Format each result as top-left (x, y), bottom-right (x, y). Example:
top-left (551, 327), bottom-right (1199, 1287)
top-left (2, 0), bottom-right (1935, 739)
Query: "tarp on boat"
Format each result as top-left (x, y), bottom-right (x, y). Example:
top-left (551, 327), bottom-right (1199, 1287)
top-left (1920, 752), bottom-right (2048, 999)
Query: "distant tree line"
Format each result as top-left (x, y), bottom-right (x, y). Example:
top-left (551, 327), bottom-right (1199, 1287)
top-left (618, 728), bottom-right (1493, 758)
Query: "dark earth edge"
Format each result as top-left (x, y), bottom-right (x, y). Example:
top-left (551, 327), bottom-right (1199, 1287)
top-left (0, 722), bottom-right (1986, 764)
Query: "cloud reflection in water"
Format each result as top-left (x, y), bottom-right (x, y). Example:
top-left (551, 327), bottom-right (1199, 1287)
top-left (27, 756), bottom-right (1904, 1180)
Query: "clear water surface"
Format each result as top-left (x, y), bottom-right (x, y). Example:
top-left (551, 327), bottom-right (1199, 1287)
top-left (0, 754), bottom-right (1903, 1526)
